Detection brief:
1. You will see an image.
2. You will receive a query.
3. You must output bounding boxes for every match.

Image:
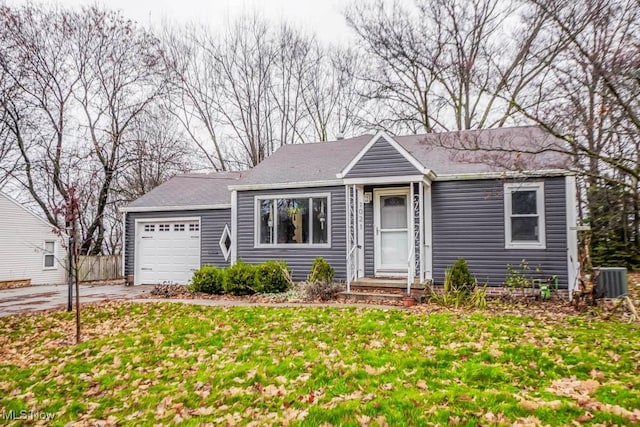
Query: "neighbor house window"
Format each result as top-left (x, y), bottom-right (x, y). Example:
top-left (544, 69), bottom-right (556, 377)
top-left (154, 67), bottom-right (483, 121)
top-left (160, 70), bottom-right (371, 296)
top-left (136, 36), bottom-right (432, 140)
top-left (43, 241), bottom-right (56, 269)
top-left (504, 182), bottom-right (546, 249)
top-left (256, 194), bottom-right (330, 246)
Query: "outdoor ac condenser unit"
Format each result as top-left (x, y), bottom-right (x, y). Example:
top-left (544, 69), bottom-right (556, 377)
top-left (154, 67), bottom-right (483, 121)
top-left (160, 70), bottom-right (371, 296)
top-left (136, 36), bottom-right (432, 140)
top-left (596, 267), bottom-right (628, 299)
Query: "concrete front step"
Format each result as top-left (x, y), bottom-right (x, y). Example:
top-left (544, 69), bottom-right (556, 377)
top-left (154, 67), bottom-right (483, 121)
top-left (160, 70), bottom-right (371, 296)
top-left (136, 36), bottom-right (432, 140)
top-left (351, 277), bottom-right (426, 290)
top-left (337, 291), bottom-right (406, 302)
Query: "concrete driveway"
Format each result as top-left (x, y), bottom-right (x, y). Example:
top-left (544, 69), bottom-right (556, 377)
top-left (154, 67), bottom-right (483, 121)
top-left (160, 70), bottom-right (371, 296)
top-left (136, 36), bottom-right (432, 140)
top-left (0, 283), bottom-right (153, 317)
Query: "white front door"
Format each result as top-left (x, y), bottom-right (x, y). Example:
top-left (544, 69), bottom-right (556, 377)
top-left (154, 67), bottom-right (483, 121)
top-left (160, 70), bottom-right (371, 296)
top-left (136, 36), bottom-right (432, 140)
top-left (374, 188), bottom-right (410, 275)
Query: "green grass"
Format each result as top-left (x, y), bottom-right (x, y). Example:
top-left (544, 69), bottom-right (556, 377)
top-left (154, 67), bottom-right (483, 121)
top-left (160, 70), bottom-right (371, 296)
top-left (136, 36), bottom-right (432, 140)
top-left (1, 302), bottom-right (639, 425)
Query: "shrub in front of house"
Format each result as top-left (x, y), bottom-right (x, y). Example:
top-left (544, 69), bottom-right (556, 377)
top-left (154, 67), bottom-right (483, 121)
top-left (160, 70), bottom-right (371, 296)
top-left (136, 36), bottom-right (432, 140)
top-left (446, 257), bottom-right (476, 295)
top-left (307, 257), bottom-right (335, 284)
top-left (224, 261), bottom-right (257, 295)
top-left (303, 281), bottom-right (343, 301)
top-left (191, 265), bottom-right (226, 294)
top-left (253, 260), bottom-right (291, 293)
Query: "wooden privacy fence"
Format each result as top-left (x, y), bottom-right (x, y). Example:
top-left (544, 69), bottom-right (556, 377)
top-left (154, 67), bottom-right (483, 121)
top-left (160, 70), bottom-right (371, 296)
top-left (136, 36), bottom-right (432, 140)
top-left (77, 255), bottom-right (123, 282)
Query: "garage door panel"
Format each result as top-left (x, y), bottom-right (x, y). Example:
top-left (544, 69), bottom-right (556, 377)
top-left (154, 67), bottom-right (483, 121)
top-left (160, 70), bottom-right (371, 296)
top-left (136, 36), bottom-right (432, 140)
top-left (136, 219), bottom-right (200, 285)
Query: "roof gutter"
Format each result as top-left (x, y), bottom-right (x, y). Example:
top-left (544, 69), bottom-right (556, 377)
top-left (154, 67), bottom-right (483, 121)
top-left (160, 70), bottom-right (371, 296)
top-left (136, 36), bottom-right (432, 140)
top-left (228, 179), bottom-right (344, 191)
top-left (120, 203), bottom-right (231, 213)
top-left (433, 169), bottom-right (574, 181)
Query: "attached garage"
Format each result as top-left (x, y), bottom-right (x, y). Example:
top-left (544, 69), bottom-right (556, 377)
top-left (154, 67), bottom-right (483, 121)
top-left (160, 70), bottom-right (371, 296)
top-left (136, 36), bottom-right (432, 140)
top-left (135, 218), bottom-right (200, 285)
top-left (122, 172), bottom-right (241, 286)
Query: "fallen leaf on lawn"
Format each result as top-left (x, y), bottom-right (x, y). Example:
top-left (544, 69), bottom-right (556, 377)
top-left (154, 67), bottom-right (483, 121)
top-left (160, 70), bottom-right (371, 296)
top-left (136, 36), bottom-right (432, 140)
top-left (192, 406), bottom-right (215, 416)
top-left (416, 379), bottom-right (428, 390)
top-left (513, 415), bottom-right (542, 427)
top-left (355, 414), bottom-right (371, 426)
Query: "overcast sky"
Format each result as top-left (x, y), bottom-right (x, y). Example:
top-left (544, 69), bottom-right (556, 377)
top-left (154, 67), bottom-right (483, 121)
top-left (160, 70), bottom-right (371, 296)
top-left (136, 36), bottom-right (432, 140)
top-left (7, 0), bottom-right (356, 43)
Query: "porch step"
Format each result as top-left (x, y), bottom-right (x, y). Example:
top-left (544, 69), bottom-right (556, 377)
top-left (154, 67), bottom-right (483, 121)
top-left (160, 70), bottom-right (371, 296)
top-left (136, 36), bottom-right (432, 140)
top-left (337, 291), bottom-right (405, 302)
top-left (351, 277), bottom-right (426, 290)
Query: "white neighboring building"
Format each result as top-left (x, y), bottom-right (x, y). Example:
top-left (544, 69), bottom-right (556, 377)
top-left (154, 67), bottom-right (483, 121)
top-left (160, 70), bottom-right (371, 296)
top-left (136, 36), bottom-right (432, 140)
top-left (0, 192), bottom-right (67, 285)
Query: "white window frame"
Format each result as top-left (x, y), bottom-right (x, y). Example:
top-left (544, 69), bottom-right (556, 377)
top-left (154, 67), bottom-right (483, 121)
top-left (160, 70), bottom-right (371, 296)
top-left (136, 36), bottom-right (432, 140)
top-left (43, 240), bottom-right (57, 270)
top-left (254, 192), bottom-right (331, 248)
top-left (504, 182), bottom-right (546, 249)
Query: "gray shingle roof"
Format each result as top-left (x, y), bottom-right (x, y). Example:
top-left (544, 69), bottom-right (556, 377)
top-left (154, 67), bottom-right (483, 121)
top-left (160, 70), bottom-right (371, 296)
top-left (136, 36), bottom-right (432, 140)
top-left (234, 126), bottom-right (569, 186)
top-left (395, 126), bottom-right (571, 176)
top-left (126, 126), bottom-right (570, 210)
top-left (234, 134), bottom-right (373, 185)
top-left (124, 172), bottom-right (242, 210)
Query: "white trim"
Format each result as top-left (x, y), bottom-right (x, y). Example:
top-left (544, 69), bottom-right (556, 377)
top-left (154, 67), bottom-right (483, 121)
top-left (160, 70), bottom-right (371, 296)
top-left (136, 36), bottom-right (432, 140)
top-left (343, 174), bottom-right (428, 185)
top-left (418, 182), bottom-right (424, 282)
top-left (565, 176), bottom-right (579, 299)
top-left (409, 182), bottom-right (415, 285)
top-left (423, 184), bottom-right (433, 280)
top-left (253, 192), bottom-right (332, 249)
top-left (229, 179), bottom-right (343, 192)
top-left (357, 186), bottom-right (365, 278)
top-left (219, 224), bottom-right (232, 262)
top-left (42, 240), bottom-right (57, 270)
top-left (121, 211), bottom-right (126, 278)
top-left (373, 187), bottom-right (411, 275)
top-left (338, 131), bottom-right (429, 178)
top-left (133, 216), bottom-right (201, 286)
top-left (231, 190), bottom-right (237, 263)
top-left (434, 169), bottom-right (572, 181)
top-left (504, 182), bottom-right (546, 250)
top-left (120, 204), bottom-right (230, 213)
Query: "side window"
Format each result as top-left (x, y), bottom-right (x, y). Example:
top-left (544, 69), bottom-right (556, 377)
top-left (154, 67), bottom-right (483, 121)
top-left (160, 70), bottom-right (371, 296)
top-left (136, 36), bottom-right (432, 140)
top-left (43, 241), bottom-right (56, 269)
top-left (504, 183), bottom-right (546, 249)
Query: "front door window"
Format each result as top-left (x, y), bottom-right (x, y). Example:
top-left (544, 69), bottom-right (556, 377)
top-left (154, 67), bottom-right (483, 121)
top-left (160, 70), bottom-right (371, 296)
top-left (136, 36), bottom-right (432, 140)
top-left (375, 191), bottom-right (409, 272)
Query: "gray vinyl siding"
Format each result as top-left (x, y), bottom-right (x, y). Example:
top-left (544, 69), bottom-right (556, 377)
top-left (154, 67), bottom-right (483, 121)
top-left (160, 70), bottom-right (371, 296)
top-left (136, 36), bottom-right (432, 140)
top-left (236, 186), bottom-right (346, 281)
top-left (124, 209), bottom-right (232, 277)
top-left (431, 177), bottom-right (569, 287)
top-left (346, 137), bottom-right (420, 178)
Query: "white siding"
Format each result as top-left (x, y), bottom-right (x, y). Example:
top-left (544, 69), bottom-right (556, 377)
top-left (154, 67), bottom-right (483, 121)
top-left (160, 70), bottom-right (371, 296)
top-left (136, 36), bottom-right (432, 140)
top-left (0, 194), bottom-right (67, 285)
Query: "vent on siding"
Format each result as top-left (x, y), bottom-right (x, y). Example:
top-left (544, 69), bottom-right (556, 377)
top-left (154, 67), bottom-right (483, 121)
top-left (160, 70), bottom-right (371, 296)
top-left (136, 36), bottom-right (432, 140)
top-left (596, 267), bottom-right (628, 298)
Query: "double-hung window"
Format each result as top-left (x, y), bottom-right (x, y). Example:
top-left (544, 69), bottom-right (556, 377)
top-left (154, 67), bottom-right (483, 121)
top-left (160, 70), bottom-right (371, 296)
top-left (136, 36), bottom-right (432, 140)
top-left (256, 194), bottom-right (330, 247)
top-left (43, 241), bottom-right (56, 269)
top-left (504, 182), bottom-right (546, 249)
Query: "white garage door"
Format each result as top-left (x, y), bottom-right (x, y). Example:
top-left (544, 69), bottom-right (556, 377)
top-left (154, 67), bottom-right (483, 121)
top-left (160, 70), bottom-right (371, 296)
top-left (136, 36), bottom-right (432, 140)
top-left (136, 219), bottom-right (200, 285)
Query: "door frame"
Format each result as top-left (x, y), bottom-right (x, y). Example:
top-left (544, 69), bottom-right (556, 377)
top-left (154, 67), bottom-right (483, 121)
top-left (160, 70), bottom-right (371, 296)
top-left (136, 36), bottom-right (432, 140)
top-left (373, 187), bottom-right (411, 276)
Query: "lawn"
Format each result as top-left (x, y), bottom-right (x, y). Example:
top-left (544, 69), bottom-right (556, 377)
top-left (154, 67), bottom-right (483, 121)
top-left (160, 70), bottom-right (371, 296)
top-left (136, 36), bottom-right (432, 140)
top-left (1, 302), bottom-right (639, 426)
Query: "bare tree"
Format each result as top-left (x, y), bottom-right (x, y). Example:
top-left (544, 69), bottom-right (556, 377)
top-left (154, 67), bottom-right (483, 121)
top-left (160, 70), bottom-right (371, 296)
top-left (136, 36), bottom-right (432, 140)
top-left (161, 24), bottom-right (230, 171)
top-left (0, 5), bottom-right (80, 227)
top-left (302, 45), bottom-right (367, 141)
top-left (346, 0), bottom-right (562, 132)
top-left (0, 5), bottom-right (175, 255)
top-left (509, 0), bottom-right (640, 266)
top-left (71, 7), bottom-right (167, 254)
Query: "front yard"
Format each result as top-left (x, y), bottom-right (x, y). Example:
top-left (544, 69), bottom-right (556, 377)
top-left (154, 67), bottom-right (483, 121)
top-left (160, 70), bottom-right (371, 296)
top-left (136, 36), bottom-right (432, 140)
top-left (1, 302), bottom-right (639, 425)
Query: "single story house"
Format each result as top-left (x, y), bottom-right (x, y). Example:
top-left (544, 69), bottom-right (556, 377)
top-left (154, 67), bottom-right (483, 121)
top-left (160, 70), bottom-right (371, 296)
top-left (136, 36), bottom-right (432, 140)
top-left (122, 126), bottom-right (580, 294)
top-left (0, 192), bottom-right (67, 285)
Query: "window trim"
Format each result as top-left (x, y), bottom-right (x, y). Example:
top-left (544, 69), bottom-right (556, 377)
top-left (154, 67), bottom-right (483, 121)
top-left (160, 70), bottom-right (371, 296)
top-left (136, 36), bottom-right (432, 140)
top-left (254, 192), bottom-right (332, 249)
top-left (219, 224), bottom-right (232, 261)
top-left (504, 182), bottom-right (546, 250)
top-left (43, 240), bottom-right (57, 270)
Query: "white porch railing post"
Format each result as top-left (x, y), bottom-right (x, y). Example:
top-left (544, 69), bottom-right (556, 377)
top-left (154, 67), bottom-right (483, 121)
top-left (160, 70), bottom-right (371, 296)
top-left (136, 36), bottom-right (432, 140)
top-left (407, 182), bottom-right (414, 295)
top-left (419, 181), bottom-right (424, 283)
top-left (346, 185), bottom-right (351, 293)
